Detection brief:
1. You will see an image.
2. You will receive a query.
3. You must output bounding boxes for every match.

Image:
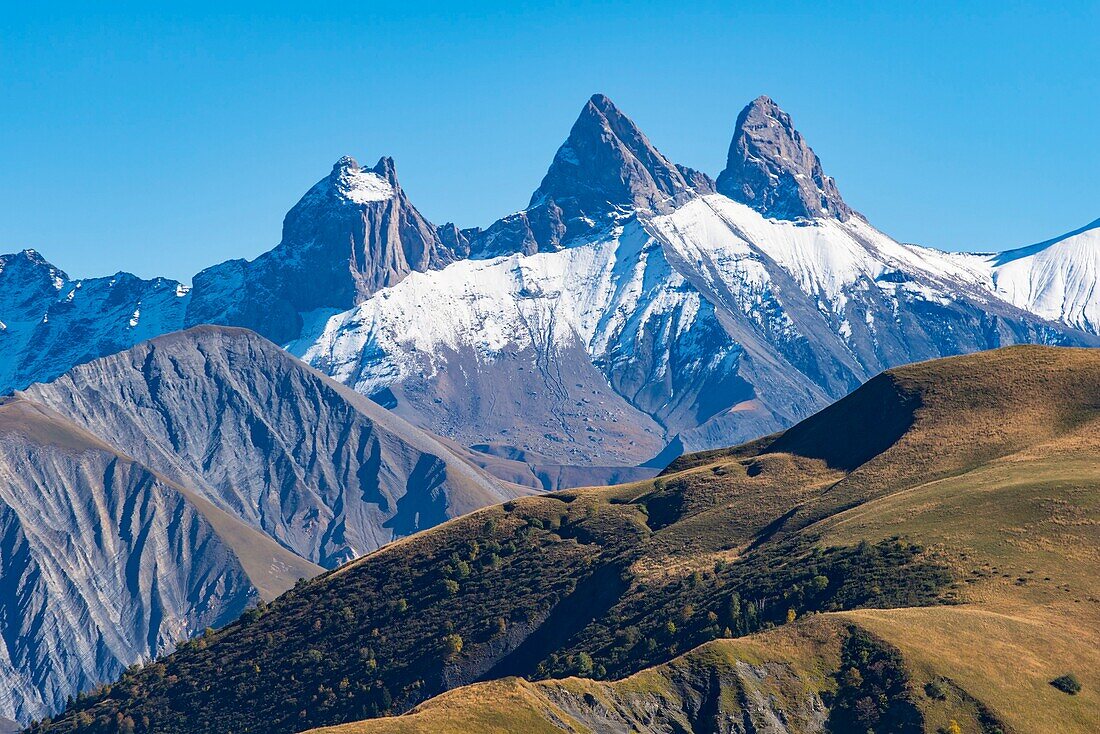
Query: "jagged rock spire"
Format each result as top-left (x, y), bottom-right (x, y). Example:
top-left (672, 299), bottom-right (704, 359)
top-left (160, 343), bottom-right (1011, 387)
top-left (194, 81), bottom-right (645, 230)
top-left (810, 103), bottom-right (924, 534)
top-left (533, 93), bottom-right (711, 215)
top-left (470, 94), bottom-right (712, 258)
top-left (187, 155), bottom-right (460, 343)
top-left (716, 96), bottom-right (855, 221)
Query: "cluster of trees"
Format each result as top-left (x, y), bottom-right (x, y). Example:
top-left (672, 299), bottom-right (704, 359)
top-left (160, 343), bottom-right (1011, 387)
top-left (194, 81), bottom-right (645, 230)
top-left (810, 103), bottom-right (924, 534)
top-left (537, 535), bottom-right (952, 681)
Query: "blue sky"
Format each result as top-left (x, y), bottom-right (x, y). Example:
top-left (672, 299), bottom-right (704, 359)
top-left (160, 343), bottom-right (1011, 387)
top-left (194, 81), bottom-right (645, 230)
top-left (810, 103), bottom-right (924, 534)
top-left (2, 1), bottom-right (1097, 281)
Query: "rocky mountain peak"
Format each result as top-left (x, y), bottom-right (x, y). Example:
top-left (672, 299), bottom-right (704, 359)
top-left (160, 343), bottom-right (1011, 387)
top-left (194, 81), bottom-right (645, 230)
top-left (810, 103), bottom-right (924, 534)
top-left (322, 155), bottom-right (397, 205)
top-left (468, 94), bottom-right (713, 258)
top-left (371, 155), bottom-right (399, 185)
top-left (186, 153), bottom-right (460, 344)
top-left (716, 95), bottom-right (855, 222)
top-left (533, 93), bottom-right (711, 216)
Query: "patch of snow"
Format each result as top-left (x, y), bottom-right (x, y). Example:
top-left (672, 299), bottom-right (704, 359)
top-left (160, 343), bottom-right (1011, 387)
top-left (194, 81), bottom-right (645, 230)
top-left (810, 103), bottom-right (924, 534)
top-left (982, 220), bottom-right (1100, 332)
top-left (334, 167), bottom-right (394, 204)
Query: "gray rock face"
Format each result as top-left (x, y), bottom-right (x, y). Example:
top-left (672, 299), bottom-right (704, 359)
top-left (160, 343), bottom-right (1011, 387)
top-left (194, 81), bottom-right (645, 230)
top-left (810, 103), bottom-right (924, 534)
top-left (23, 326), bottom-right (517, 569)
top-left (467, 94), bottom-right (714, 258)
top-left (186, 157), bottom-right (459, 343)
top-left (0, 397), bottom-right (317, 723)
top-left (716, 95), bottom-right (855, 221)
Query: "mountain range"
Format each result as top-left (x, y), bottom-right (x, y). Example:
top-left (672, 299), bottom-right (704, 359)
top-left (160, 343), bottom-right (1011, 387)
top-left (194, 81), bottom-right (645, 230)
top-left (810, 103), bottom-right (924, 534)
top-left (3, 94), bottom-right (1099, 488)
top-left (1, 93), bottom-right (1099, 727)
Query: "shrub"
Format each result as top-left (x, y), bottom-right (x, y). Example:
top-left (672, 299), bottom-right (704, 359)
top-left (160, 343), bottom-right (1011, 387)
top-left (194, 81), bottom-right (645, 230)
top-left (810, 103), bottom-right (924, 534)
top-left (1050, 674), bottom-right (1081, 695)
top-left (442, 634), bottom-right (463, 659)
top-left (924, 679), bottom-right (948, 700)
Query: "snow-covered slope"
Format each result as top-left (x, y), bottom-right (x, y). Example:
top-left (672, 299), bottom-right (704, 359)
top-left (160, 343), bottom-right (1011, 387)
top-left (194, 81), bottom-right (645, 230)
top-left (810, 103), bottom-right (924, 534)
top-left (958, 219), bottom-right (1100, 333)
top-left (293, 219), bottom-right (753, 467)
top-left (292, 95), bottom-right (1094, 467)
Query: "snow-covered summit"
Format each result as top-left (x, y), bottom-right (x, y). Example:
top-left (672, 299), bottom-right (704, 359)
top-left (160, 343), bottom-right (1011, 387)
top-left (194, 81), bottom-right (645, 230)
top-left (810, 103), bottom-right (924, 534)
top-left (323, 155), bottom-right (396, 204)
top-left (186, 153), bottom-right (461, 343)
top-left (958, 218), bottom-right (1100, 333)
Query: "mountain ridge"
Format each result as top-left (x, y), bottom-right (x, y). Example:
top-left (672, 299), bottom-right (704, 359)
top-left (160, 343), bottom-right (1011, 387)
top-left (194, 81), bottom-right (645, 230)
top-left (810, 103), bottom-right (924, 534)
top-left (22, 324), bottom-right (519, 568)
top-left (0, 324), bottom-right (522, 723)
top-left (0, 393), bottom-right (319, 723)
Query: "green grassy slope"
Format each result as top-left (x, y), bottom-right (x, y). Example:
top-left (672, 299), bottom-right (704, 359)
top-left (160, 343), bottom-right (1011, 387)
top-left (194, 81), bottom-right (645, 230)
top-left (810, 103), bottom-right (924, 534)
top-left (32, 346), bottom-right (1100, 734)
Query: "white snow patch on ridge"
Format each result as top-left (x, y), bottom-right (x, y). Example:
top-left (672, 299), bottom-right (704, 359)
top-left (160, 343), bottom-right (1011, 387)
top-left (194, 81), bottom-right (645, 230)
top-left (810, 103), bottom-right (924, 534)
top-left (978, 219), bottom-right (1100, 332)
top-left (651, 195), bottom-right (1003, 318)
top-left (334, 167), bottom-right (394, 204)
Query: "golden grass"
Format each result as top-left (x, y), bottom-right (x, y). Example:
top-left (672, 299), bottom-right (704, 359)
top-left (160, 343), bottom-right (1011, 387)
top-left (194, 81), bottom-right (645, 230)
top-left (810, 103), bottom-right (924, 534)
top-left (305, 619), bottom-right (847, 734)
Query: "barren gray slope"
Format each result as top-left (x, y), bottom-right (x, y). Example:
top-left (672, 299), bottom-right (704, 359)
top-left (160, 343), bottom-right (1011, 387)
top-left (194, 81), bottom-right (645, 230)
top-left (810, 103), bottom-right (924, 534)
top-left (0, 397), bottom-right (315, 723)
top-left (24, 326), bottom-right (520, 569)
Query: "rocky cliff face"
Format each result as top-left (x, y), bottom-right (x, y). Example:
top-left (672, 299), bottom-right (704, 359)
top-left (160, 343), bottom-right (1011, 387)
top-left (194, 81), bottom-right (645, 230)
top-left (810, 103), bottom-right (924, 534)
top-left (0, 397), bottom-right (317, 723)
top-left (717, 95), bottom-right (855, 221)
top-left (186, 156), bottom-right (459, 343)
top-left (466, 94), bottom-right (714, 258)
top-left (23, 325), bottom-right (517, 569)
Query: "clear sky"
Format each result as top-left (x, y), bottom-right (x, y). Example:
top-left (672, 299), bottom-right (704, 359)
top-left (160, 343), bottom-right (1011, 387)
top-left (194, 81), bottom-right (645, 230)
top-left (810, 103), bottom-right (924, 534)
top-left (2, 1), bottom-right (1097, 281)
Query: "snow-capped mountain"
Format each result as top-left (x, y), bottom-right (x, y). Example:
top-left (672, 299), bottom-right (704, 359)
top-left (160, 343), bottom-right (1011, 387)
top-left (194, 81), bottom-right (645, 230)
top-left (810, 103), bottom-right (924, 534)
top-left (0, 250), bottom-right (188, 392)
top-left (290, 95), bottom-right (1097, 470)
top-left (955, 218), bottom-right (1100, 333)
top-left (187, 155), bottom-right (464, 344)
top-left (1, 94), bottom-right (1097, 484)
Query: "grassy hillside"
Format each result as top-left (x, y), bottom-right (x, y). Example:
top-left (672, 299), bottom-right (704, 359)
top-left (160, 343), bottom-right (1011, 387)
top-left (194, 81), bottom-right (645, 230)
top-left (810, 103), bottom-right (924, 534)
top-left (31, 346), bottom-right (1100, 734)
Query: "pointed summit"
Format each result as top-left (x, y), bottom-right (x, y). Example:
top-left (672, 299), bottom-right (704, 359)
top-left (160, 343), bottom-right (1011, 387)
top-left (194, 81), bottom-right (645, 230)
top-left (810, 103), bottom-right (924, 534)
top-left (716, 96), bottom-right (855, 221)
top-left (469, 94), bottom-right (712, 258)
top-left (186, 154), bottom-right (460, 343)
top-left (534, 93), bottom-right (710, 216)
